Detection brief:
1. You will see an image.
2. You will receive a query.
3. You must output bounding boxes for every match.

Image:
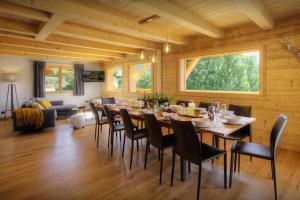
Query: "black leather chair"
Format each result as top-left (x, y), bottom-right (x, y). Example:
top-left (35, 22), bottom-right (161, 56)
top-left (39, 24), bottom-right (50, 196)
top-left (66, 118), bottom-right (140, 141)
top-left (102, 97), bottom-right (116, 105)
top-left (176, 100), bottom-right (192, 107)
top-left (170, 118), bottom-right (227, 200)
top-left (143, 113), bottom-right (174, 184)
top-left (103, 105), bottom-right (125, 156)
top-left (89, 102), bottom-right (108, 146)
top-left (120, 109), bottom-right (148, 170)
top-left (229, 114), bottom-right (288, 200)
top-left (199, 102), bottom-right (210, 109)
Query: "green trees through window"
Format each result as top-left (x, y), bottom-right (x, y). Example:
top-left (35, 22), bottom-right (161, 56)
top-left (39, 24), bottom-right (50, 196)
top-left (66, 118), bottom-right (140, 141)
top-left (45, 66), bottom-right (74, 93)
top-left (184, 51), bottom-right (260, 92)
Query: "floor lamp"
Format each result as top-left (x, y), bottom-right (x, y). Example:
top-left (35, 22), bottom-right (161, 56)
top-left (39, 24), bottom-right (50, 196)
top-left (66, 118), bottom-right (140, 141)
top-left (2, 73), bottom-right (19, 120)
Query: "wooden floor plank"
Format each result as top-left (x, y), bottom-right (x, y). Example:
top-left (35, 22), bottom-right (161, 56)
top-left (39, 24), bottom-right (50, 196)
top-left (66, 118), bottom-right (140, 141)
top-left (0, 119), bottom-right (299, 200)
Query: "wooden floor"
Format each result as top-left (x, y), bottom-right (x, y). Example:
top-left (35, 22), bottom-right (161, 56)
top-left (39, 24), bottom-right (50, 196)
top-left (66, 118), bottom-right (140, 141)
top-left (0, 119), bottom-right (299, 200)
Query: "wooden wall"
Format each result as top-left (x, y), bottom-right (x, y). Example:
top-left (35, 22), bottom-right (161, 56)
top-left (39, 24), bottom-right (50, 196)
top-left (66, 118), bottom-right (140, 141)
top-left (162, 15), bottom-right (300, 152)
top-left (101, 15), bottom-right (300, 152)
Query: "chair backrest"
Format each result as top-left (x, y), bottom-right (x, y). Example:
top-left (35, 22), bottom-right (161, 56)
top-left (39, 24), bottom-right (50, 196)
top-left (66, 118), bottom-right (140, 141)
top-left (270, 114), bottom-right (288, 157)
top-left (102, 97), bottom-right (116, 105)
top-left (199, 102), bottom-right (210, 109)
top-left (228, 104), bottom-right (251, 117)
top-left (120, 109), bottom-right (134, 139)
top-left (143, 113), bottom-right (163, 148)
top-left (89, 102), bottom-right (100, 124)
top-left (102, 105), bottom-right (114, 128)
top-left (170, 118), bottom-right (201, 164)
top-left (176, 100), bottom-right (192, 107)
top-left (228, 104), bottom-right (252, 137)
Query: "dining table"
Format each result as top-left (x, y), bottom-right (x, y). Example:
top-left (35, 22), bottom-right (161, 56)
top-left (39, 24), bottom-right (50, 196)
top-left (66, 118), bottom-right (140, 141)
top-left (98, 105), bottom-right (256, 181)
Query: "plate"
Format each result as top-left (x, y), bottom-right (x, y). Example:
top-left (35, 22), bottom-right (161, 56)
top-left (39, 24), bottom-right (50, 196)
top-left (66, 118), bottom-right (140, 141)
top-left (223, 120), bottom-right (242, 125)
top-left (193, 123), bottom-right (211, 128)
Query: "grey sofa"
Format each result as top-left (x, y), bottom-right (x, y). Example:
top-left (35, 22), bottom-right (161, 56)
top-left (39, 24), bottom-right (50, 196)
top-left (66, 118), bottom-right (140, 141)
top-left (50, 100), bottom-right (77, 118)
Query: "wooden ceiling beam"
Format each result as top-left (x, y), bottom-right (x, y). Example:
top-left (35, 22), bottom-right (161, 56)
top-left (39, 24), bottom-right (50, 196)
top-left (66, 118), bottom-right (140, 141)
top-left (55, 22), bottom-right (161, 49)
top-left (0, 35), bottom-right (125, 58)
top-left (0, 17), bottom-right (37, 36)
top-left (8, 0), bottom-right (188, 45)
top-left (234, 0), bottom-right (274, 30)
top-left (0, 1), bottom-right (49, 22)
top-left (0, 49), bottom-right (101, 63)
top-left (46, 34), bottom-right (140, 54)
top-left (0, 44), bottom-right (112, 62)
top-left (131, 0), bottom-right (224, 38)
top-left (36, 13), bottom-right (67, 40)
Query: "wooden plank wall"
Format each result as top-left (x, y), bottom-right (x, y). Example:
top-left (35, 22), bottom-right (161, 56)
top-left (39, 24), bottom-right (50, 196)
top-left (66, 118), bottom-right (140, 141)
top-left (162, 15), bottom-right (300, 152)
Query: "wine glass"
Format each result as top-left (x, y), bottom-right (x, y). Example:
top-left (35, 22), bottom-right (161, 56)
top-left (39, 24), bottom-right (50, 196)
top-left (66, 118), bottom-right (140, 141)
top-left (212, 102), bottom-right (220, 113)
top-left (208, 106), bottom-right (215, 126)
top-left (221, 104), bottom-right (227, 111)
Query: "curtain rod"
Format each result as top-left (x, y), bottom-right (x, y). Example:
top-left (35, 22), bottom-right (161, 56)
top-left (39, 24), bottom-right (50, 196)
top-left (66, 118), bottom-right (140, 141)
top-left (30, 60), bottom-right (82, 65)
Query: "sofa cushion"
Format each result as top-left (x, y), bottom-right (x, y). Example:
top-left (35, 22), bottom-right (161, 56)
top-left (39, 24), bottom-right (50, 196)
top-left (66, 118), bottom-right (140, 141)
top-left (51, 104), bottom-right (77, 112)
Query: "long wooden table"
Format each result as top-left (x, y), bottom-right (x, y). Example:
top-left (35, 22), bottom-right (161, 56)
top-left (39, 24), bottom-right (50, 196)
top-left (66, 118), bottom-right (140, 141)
top-left (100, 106), bottom-right (256, 181)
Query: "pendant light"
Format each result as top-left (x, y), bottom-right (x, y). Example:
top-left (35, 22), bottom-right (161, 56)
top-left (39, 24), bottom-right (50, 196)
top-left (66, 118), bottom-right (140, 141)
top-left (140, 50), bottom-right (144, 60)
top-left (150, 34), bottom-right (157, 63)
top-left (164, 21), bottom-right (171, 53)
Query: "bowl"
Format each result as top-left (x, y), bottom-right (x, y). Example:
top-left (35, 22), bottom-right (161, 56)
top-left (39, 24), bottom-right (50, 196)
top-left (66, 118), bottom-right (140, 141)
top-left (192, 118), bottom-right (210, 127)
top-left (224, 115), bottom-right (241, 124)
top-left (221, 110), bottom-right (234, 117)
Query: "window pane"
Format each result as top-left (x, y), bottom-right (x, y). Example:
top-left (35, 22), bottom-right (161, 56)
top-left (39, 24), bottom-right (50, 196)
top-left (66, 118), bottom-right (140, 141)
top-left (184, 51), bottom-right (260, 92)
top-left (113, 67), bottom-right (122, 89)
top-left (129, 63), bottom-right (152, 93)
top-left (62, 68), bottom-right (74, 91)
top-left (45, 67), bottom-right (59, 92)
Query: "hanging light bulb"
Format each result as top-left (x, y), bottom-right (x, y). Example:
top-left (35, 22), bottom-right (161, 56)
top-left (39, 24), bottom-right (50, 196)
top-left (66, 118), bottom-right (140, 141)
top-left (140, 50), bottom-right (144, 60)
top-left (151, 53), bottom-right (156, 63)
top-left (165, 41), bottom-right (170, 53)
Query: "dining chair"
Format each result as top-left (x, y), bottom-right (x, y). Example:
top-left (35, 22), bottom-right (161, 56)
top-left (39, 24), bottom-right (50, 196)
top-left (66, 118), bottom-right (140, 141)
top-left (213, 104), bottom-right (252, 168)
top-left (103, 105), bottom-right (125, 156)
top-left (143, 113), bottom-right (174, 184)
top-left (170, 118), bottom-right (227, 200)
top-left (198, 102), bottom-right (210, 109)
top-left (120, 109), bottom-right (148, 169)
top-left (229, 114), bottom-right (288, 200)
top-left (89, 102), bottom-right (110, 146)
top-left (102, 97), bottom-right (116, 105)
top-left (176, 100), bottom-right (192, 107)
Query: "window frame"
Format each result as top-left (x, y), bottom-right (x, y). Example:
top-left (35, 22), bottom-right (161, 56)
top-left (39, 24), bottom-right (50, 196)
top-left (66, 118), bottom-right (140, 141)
top-left (128, 61), bottom-right (153, 94)
top-left (45, 64), bottom-right (74, 94)
top-left (177, 45), bottom-right (266, 98)
top-left (106, 66), bottom-right (123, 92)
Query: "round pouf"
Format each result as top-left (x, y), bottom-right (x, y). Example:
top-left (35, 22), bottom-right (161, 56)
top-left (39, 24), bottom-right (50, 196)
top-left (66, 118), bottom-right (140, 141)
top-left (70, 114), bottom-right (85, 129)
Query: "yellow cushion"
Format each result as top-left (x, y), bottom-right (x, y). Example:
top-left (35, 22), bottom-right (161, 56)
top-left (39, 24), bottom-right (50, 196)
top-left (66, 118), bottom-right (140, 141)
top-left (37, 100), bottom-right (52, 109)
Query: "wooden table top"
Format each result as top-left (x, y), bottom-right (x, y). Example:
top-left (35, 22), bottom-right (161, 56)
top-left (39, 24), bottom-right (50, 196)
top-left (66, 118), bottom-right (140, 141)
top-left (99, 105), bottom-right (256, 137)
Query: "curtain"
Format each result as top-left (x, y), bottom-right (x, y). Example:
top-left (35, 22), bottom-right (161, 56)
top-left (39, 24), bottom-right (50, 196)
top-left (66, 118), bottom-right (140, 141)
top-left (73, 63), bottom-right (85, 96)
top-left (33, 61), bottom-right (46, 98)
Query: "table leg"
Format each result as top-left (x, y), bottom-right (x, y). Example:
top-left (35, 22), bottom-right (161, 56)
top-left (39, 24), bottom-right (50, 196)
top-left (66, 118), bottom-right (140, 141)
top-left (180, 157), bottom-right (187, 181)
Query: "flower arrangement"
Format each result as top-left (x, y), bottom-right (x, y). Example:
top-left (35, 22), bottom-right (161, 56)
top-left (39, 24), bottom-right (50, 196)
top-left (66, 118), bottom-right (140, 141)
top-left (142, 93), bottom-right (174, 108)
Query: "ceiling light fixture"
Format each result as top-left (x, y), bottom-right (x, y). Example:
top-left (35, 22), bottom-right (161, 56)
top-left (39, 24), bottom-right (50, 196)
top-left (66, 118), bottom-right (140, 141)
top-left (140, 50), bottom-right (144, 60)
top-left (138, 15), bottom-right (160, 24)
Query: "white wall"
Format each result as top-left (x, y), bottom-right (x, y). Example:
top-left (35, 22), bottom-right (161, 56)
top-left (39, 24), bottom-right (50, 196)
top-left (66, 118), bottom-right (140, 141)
top-left (0, 55), bottom-right (102, 116)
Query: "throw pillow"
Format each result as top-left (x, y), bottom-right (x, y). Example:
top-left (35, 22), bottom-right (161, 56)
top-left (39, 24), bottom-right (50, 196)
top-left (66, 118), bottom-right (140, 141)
top-left (32, 102), bottom-right (44, 110)
top-left (36, 100), bottom-right (52, 109)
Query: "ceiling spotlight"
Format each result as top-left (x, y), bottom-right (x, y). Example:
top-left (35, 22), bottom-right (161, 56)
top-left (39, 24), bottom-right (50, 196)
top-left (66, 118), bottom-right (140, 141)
top-left (139, 15), bottom-right (160, 24)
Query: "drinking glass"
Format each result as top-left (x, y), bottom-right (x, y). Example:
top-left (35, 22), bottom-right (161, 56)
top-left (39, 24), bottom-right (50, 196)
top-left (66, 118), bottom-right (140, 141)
top-left (221, 104), bottom-right (227, 111)
top-left (208, 106), bottom-right (216, 127)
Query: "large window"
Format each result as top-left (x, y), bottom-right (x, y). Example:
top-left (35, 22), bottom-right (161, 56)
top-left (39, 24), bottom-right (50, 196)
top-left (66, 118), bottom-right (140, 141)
top-left (180, 50), bottom-right (260, 93)
top-left (45, 65), bottom-right (74, 93)
top-left (129, 62), bottom-right (152, 93)
top-left (107, 66), bottom-right (123, 91)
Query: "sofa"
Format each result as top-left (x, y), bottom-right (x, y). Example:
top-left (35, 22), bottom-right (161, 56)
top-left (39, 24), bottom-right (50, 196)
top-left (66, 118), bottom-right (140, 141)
top-left (12, 99), bottom-right (77, 131)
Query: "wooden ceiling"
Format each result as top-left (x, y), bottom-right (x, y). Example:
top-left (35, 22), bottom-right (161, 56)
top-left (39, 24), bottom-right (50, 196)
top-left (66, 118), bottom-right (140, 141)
top-left (0, 0), bottom-right (299, 64)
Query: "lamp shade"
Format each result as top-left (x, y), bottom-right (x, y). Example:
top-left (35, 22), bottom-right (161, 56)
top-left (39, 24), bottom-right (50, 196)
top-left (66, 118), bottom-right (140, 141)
top-left (2, 73), bottom-right (18, 82)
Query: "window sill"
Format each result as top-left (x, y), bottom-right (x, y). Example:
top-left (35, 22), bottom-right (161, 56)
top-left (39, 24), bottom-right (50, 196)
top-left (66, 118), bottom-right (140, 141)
top-left (177, 90), bottom-right (264, 99)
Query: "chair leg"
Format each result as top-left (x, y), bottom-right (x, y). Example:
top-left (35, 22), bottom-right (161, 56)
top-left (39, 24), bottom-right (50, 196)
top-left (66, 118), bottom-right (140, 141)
top-left (229, 151), bottom-right (235, 188)
top-left (97, 124), bottom-right (100, 147)
top-left (94, 123), bottom-right (97, 140)
top-left (249, 136), bottom-right (253, 161)
top-left (272, 160), bottom-right (278, 200)
top-left (122, 134), bottom-right (126, 158)
top-left (224, 138), bottom-right (227, 150)
top-left (119, 131), bottom-right (121, 142)
top-left (144, 139), bottom-right (149, 169)
top-left (159, 149), bottom-right (164, 185)
top-left (136, 139), bottom-right (139, 151)
top-left (197, 165), bottom-right (202, 200)
top-left (170, 150), bottom-right (175, 186)
top-left (188, 162), bottom-right (191, 173)
top-left (238, 153), bottom-right (241, 173)
top-left (212, 135), bottom-right (215, 164)
top-left (110, 130), bottom-right (114, 157)
top-left (130, 140), bottom-right (134, 170)
top-left (158, 149), bottom-right (161, 161)
top-left (107, 127), bottom-right (111, 148)
top-left (100, 124), bottom-right (103, 132)
top-left (234, 152), bottom-right (237, 172)
top-left (224, 153), bottom-right (227, 189)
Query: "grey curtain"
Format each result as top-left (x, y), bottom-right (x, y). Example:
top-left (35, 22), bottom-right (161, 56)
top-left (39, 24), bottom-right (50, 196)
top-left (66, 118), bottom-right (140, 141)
top-left (33, 61), bottom-right (46, 98)
top-left (73, 63), bottom-right (85, 96)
